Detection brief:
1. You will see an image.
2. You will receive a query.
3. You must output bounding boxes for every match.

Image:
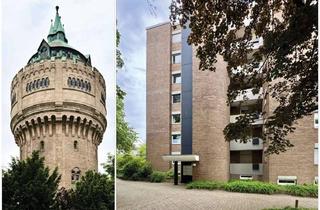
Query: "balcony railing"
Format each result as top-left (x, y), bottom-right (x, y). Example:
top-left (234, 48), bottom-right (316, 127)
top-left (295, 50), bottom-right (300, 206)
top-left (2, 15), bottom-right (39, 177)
top-left (230, 163), bottom-right (263, 175)
top-left (230, 113), bottom-right (263, 124)
top-left (230, 137), bottom-right (263, 151)
top-left (233, 88), bottom-right (263, 103)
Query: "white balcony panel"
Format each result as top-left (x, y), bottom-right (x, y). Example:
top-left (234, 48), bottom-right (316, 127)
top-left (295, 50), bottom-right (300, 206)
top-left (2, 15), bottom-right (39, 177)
top-left (230, 163), bottom-right (263, 175)
top-left (230, 114), bottom-right (263, 124)
top-left (230, 138), bottom-right (263, 151)
top-left (234, 88), bottom-right (263, 102)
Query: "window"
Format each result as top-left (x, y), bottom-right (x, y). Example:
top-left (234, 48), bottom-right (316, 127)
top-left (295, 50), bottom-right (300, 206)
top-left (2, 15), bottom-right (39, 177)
top-left (314, 112), bottom-right (318, 128)
top-left (71, 167), bottom-right (81, 182)
top-left (315, 177), bottom-right (318, 185)
top-left (172, 134), bottom-right (181, 144)
top-left (74, 141), bottom-right (78, 150)
top-left (240, 175), bottom-right (253, 180)
top-left (277, 176), bottom-right (297, 185)
top-left (252, 164), bottom-right (259, 170)
top-left (172, 73), bottom-right (181, 84)
top-left (172, 93), bottom-right (181, 103)
top-left (314, 143), bottom-right (318, 165)
top-left (172, 53), bottom-right (181, 64)
top-left (172, 113), bottom-right (181, 123)
top-left (172, 33), bottom-right (181, 43)
top-left (40, 141), bottom-right (44, 152)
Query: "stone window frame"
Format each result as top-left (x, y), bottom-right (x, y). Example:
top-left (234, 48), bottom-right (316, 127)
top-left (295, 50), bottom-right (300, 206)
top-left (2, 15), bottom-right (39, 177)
top-left (172, 32), bottom-right (181, 43)
top-left (40, 141), bottom-right (45, 152)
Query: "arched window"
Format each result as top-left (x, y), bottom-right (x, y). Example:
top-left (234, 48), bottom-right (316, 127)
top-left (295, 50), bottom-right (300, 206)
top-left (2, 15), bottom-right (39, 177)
top-left (32, 81), bottom-right (36, 89)
top-left (40, 141), bottom-right (44, 151)
top-left (67, 77), bottom-right (71, 87)
top-left (36, 79), bottom-right (40, 89)
top-left (72, 78), bottom-right (76, 87)
top-left (77, 79), bottom-right (80, 88)
top-left (26, 83), bottom-right (29, 92)
top-left (88, 83), bottom-right (91, 92)
top-left (85, 81), bottom-right (88, 91)
top-left (81, 80), bottom-right (85, 89)
top-left (74, 141), bottom-right (78, 150)
top-left (45, 77), bottom-right (49, 87)
top-left (71, 167), bottom-right (81, 182)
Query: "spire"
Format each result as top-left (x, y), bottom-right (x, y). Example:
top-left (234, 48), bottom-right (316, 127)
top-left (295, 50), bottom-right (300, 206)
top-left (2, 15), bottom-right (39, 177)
top-left (47, 6), bottom-right (68, 43)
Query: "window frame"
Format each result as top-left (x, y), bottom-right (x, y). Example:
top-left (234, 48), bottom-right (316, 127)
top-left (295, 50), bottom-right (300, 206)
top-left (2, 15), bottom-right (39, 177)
top-left (171, 133), bottom-right (181, 145)
top-left (172, 93), bottom-right (181, 104)
top-left (172, 52), bottom-right (181, 64)
top-left (172, 73), bottom-right (181, 84)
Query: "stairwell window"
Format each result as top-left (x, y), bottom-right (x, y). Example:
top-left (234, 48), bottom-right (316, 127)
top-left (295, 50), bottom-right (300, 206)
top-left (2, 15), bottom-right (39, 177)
top-left (172, 52), bottom-right (181, 64)
top-left (172, 73), bottom-right (181, 84)
top-left (314, 112), bottom-right (318, 128)
top-left (172, 113), bottom-right (181, 124)
top-left (172, 93), bottom-right (181, 103)
top-left (172, 33), bottom-right (181, 43)
top-left (172, 133), bottom-right (181, 144)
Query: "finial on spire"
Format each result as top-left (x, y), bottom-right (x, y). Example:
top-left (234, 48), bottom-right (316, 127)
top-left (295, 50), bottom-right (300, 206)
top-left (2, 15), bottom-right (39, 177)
top-left (56, 6), bottom-right (59, 13)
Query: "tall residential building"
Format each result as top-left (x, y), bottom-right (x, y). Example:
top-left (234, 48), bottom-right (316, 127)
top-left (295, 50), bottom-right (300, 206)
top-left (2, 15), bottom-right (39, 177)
top-left (10, 6), bottom-right (107, 188)
top-left (146, 22), bottom-right (318, 185)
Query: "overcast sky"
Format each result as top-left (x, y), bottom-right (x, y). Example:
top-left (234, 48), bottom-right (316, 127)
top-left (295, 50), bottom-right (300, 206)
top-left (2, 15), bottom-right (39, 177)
top-left (117, 0), bottom-right (171, 144)
top-left (1, 0), bottom-right (116, 172)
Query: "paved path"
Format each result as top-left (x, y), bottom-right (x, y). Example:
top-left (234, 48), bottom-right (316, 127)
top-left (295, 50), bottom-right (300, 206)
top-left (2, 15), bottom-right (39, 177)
top-left (116, 179), bottom-right (317, 210)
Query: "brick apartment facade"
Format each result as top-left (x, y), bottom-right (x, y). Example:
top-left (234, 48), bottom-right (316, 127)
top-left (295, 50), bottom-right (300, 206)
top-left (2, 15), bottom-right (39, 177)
top-left (146, 22), bottom-right (318, 185)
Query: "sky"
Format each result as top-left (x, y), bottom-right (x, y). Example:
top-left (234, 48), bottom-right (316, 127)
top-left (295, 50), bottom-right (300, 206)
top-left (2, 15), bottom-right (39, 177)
top-left (117, 0), bottom-right (171, 144)
top-left (1, 0), bottom-right (116, 172)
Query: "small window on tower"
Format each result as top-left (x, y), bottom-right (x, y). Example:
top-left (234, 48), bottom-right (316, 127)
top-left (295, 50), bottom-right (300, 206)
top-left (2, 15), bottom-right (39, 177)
top-left (74, 141), bottom-right (78, 151)
top-left (172, 134), bottom-right (181, 144)
top-left (40, 141), bottom-right (44, 152)
top-left (172, 53), bottom-right (181, 64)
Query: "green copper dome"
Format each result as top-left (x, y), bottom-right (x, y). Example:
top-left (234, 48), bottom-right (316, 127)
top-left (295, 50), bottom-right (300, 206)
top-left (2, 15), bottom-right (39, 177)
top-left (27, 6), bottom-right (91, 66)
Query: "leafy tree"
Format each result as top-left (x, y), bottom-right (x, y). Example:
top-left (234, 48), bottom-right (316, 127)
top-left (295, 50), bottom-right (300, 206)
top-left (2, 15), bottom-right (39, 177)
top-left (102, 153), bottom-right (115, 180)
top-left (70, 171), bottom-right (114, 210)
top-left (137, 143), bottom-right (146, 158)
top-left (2, 151), bottom-right (61, 210)
top-left (116, 29), bottom-right (138, 153)
top-left (170, 0), bottom-right (318, 154)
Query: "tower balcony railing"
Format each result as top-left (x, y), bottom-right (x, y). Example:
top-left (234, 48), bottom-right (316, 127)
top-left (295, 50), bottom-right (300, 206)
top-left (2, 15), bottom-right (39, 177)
top-left (230, 163), bottom-right (263, 175)
top-left (230, 137), bottom-right (263, 151)
top-left (230, 113), bottom-right (263, 125)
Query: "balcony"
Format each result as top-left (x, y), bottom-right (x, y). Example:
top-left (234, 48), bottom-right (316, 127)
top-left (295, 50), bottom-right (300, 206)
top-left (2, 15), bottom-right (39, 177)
top-left (233, 88), bottom-right (263, 103)
top-left (230, 137), bottom-right (263, 151)
top-left (230, 163), bottom-right (263, 175)
top-left (230, 113), bottom-right (263, 125)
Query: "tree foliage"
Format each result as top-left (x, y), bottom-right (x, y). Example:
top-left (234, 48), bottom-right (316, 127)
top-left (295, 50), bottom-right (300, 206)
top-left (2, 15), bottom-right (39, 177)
top-left (102, 153), bottom-right (115, 180)
top-left (116, 29), bottom-right (138, 153)
top-left (70, 171), bottom-right (114, 210)
top-left (2, 151), bottom-right (61, 210)
top-left (170, 0), bottom-right (318, 154)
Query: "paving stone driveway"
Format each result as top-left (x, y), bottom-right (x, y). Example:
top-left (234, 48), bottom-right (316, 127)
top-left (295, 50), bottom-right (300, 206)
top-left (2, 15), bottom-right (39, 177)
top-left (116, 179), bottom-right (317, 210)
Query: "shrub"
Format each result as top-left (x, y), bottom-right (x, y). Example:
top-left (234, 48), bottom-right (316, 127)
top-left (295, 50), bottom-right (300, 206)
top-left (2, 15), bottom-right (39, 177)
top-left (224, 180), bottom-right (281, 194)
top-left (186, 180), bottom-right (224, 190)
top-left (283, 184), bottom-right (318, 198)
top-left (150, 171), bottom-right (166, 183)
top-left (117, 154), bottom-right (153, 181)
top-left (165, 169), bottom-right (174, 179)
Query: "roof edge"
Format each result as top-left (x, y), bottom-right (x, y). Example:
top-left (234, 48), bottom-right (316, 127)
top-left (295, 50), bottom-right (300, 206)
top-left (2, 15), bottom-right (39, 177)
top-left (146, 21), bottom-right (170, 30)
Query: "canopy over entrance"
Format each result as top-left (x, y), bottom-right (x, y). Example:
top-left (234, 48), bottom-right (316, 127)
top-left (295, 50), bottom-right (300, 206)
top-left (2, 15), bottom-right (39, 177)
top-left (162, 155), bottom-right (199, 185)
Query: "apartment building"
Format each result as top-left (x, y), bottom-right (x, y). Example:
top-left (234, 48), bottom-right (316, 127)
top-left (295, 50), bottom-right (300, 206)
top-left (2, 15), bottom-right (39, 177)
top-left (146, 22), bottom-right (318, 185)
